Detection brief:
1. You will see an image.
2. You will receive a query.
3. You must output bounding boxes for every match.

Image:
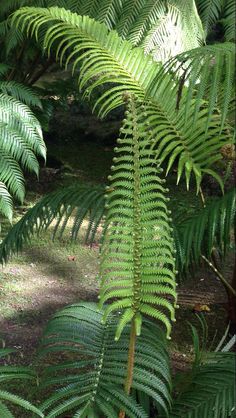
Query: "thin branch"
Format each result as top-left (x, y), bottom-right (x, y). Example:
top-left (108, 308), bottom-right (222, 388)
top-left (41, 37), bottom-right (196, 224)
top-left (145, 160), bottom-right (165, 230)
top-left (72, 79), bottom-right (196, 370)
top-left (201, 255), bottom-right (236, 296)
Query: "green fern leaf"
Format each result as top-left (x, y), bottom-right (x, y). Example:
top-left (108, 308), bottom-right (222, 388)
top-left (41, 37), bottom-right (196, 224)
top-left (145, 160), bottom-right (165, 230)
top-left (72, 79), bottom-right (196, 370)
top-left (0, 92), bottom-right (45, 223)
top-left (170, 352), bottom-right (235, 418)
top-left (38, 302), bottom-right (171, 417)
top-left (99, 97), bottom-right (177, 339)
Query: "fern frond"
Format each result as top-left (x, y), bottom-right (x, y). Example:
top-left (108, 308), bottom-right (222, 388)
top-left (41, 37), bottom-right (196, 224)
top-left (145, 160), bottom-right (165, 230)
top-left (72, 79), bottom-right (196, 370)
top-left (221, 0), bottom-right (236, 41)
top-left (99, 97), bottom-right (177, 339)
top-left (170, 352), bottom-right (235, 418)
top-left (174, 188), bottom-right (235, 274)
top-left (0, 183), bottom-right (105, 263)
top-left (0, 348), bottom-right (44, 417)
top-left (196, 0), bottom-right (224, 35)
top-left (0, 80), bottom-right (43, 108)
top-left (0, 92), bottom-right (45, 222)
top-left (38, 302), bottom-right (171, 417)
top-left (150, 42), bottom-right (236, 132)
top-left (12, 6), bottom-right (232, 188)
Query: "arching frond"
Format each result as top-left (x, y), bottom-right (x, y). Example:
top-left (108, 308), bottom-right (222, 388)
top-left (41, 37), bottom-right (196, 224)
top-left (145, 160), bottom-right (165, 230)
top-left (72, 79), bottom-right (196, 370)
top-left (0, 92), bottom-right (45, 222)
top-left (170, 351), bottom-right (235, 418)
top-left (0, 183), bottom-right (105, 264)
top-left (38, 302), bottom-right (171, 418)
top-left (0, 348), bottom-right (43, 417)
top-left (12, 6), bottom-right (232, 188)
top-left (99, 98), bottom-right (177, 340)
top-left (116, 0), bottom-right (167, 45)
top-left (174, 188), bottom-right (235, 273)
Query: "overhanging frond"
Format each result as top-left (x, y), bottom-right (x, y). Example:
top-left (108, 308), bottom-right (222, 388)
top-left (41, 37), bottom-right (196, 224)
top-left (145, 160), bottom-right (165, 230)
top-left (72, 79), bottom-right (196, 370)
top-left (0, 183), bottom-right (105, 263)
top-left (12, 6), bottom-right (232, 189)
top-left (0, 80), bottom-right (43, 108)
top-left (143, 1), bottom-right (204, 62)
top-left (149, 42), bottom-right (236, 132)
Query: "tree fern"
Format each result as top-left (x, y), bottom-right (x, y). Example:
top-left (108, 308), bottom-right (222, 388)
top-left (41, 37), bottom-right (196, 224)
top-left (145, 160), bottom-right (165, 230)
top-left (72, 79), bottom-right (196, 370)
top-left (98, 97), bottom-right (177, 340)
top-left (0, 92), bottom-right (45, 223)
top-left (37, 302), bottom-right (171, 418)
top-left (12, 6), bottom-right (233, 189)
top-left (0, 348), bottom-right (43, 417)
top-left (1, 184), bottom-right (234, 276)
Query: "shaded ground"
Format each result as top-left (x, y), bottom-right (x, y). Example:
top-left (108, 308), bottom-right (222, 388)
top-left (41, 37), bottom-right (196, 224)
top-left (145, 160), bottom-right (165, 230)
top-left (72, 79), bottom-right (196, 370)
top-left (0, 237), bottom-right (100, 364)
top-left (0, 231), bottom-right (232, 370)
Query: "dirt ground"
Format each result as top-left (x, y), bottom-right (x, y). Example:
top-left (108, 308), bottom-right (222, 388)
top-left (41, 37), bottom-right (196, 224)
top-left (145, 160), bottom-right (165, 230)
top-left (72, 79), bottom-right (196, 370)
top-left (0, 233), bottom-right (233, 371)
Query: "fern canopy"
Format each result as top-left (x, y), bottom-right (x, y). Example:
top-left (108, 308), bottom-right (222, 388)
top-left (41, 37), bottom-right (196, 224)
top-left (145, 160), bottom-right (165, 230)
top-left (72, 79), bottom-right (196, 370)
top-left (0, 90), bottom-right (46, 223)
top-left (38, 302), bottom-right (171, 418)
top-left (11, 6), bottom-right (233, 190)
top-left (99, 98), bottom-right (177, 340)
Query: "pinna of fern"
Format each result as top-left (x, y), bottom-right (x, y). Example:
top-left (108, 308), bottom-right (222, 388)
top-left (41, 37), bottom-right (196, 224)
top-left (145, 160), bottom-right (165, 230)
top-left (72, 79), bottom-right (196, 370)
top-left (0, 183), bottom-right (105, 263)
top-left (99, 96), bottom-right (177, 341)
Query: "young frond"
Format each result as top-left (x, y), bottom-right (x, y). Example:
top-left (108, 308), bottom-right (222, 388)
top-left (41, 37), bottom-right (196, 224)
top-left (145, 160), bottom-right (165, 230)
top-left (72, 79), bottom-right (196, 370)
top-left (99, 97), bottom-right (177, 339)
top-left (174, 188), bottom-right (235, 274)
top-left (0, 92), bottom-right (45, 223)
top-left (170, 352), bottom-right (235, 418)
top-left (0, 348), bottom-right (43, 417)
top-left (38, 302), bottom-right (171, 417)
top-left (0, 183), bottom-right (105, 264)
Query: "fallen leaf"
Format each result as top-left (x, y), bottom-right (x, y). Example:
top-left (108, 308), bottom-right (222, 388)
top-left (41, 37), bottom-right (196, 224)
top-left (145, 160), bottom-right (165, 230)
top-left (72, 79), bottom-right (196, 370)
top-left (68, 256), bottom-right (76, 261)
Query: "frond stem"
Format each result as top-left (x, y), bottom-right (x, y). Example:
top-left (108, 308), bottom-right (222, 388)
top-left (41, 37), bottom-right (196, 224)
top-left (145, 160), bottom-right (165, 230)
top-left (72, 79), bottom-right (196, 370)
top-left (118, 319), bottom-right (137, 418)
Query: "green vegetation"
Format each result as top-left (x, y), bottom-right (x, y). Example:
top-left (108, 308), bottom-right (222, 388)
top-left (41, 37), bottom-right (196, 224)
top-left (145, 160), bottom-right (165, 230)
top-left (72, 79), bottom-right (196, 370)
top-left (0, 1), bottom-right (235, 417)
